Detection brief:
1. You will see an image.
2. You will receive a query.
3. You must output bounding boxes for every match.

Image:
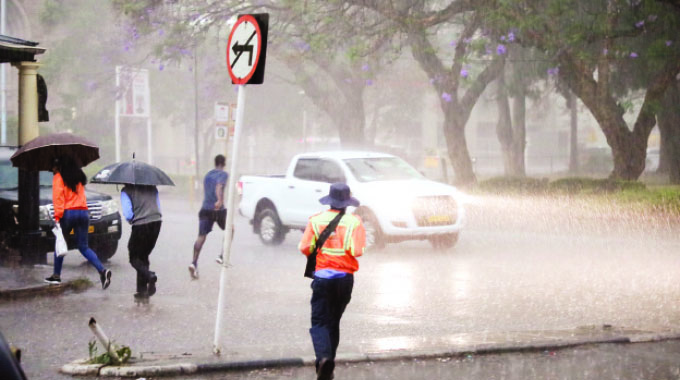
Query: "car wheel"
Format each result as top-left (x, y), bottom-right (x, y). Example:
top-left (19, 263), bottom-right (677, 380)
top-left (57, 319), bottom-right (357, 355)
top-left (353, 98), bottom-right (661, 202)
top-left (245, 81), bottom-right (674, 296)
top-left (429, 233), bottom-right (459, 250)
top-left (256, 208), bottom-right (286, 245)
top-left (92, 241), bottom-right (118, 262)
top-left (356, 208), bottom-right (385, 250)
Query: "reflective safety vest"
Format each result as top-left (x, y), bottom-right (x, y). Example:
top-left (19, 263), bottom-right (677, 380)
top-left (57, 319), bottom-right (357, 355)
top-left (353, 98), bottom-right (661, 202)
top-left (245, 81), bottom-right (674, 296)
top-left (298, 209), bottom-right (366, 274)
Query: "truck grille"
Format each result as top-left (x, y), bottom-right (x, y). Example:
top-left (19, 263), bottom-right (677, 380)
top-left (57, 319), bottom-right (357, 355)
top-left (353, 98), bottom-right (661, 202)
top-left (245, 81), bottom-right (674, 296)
top-left (412, 196), bottom-right (457, 227)
top-left (48, 201), bottom-right (103, 221)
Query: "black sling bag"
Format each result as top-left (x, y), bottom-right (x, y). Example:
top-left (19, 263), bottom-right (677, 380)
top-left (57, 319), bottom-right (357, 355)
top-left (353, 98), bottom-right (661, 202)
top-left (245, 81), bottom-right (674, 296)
top-left (304, 210), bottom-right (345, 279)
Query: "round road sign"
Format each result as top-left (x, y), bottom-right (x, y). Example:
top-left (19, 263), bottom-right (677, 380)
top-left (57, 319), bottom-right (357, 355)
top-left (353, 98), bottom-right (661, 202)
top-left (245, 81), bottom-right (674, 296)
top-left (226, 15), bottom-right (262, 85)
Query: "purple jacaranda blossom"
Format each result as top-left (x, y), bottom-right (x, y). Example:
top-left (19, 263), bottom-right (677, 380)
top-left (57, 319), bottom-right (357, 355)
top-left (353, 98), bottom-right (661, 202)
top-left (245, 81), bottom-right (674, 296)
top-left (648, 14), bottom-right (657, 22)
top-left (635, 20), bottom-right (644, 28)
top-left (429, 78), bottom-right (435, 84)
top-left (496, 44), bottom-right (507, 55)
top-left (460, 69), bottom-right (469, 78)
top-left (603, 48), bottom-right (608, 55)
top-left (442, 92), bottom-right (452, 102)
top-left (630, 52), bottom-right (638, 58)
top-left (158, 29), bottom-right (165, 37)
top-left (547, 67), bottom-right (559, 76)
top-left (485, 46), bottom-right (492, 55)
top-left (666, 40), bottom-right (673, 46)
top-left (507, 31), bottom-right (516, 42)
top-left (365, 79), bottom-right (373, 86)
top-left (449, 40), bottom-right (456, 47)
top-left (500, 35), bottom-right (506, 41)
top-left (463, 37), bottom-right (472, 44)
top-left (85, 80), bottom-right (97, 92)
top-left (361, 64), bottom-right (370, 71)
top-left (180, 49), bottom-right (191, 56)
top-left (158, 64), bottom-right (165, 71)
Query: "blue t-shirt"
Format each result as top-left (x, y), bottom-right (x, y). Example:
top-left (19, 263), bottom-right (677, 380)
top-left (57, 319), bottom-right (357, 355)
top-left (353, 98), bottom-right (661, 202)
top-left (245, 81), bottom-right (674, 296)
top-left (201, 169), bottom-right (228, 210)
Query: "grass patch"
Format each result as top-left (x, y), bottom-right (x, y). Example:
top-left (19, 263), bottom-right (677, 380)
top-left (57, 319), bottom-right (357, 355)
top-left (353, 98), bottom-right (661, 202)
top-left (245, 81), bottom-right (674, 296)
top-left (475, 177), bottom-right (680, 215)
top-left (68, 277), bottom-right (93, 292)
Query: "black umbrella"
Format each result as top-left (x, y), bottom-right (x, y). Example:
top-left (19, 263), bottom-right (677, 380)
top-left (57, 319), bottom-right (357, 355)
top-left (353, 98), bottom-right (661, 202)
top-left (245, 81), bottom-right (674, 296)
top-left (10, 132), bottom-right (99, 171)
top-left (91, 160), bottom-right (175, 186)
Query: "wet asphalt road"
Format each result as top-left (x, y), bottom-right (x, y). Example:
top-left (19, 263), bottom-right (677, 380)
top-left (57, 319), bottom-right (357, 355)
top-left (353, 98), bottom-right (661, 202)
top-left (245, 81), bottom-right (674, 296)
top-left (1, 191), bottom-right (680, 379)
top-left (196, 340), bottom-right (680, 380)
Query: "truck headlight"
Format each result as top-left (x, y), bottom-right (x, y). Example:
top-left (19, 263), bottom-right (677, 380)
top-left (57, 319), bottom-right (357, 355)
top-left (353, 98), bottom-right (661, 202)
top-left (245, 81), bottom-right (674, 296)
top-left (100, 200), bottom-right (119, 216)
top-left (39, 205), bottom-right (51, 221)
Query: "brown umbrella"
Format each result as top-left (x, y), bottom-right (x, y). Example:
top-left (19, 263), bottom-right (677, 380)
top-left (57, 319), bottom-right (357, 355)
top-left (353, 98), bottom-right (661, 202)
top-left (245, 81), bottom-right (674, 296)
top-left (10, 132), bottom-right (99, 171)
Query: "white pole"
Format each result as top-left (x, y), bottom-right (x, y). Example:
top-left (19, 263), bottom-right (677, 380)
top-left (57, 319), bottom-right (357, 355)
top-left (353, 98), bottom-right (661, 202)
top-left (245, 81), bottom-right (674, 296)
top-left (213, 84), bottom-right (246, 355)
top-left (115, 67), bottom-right (121, 162)
top-left (1, 0), bottom-right (6, 145)
top-left (147, 116), bottom-right (153, 164)
top-left (88, 317), bottom-right (121, 364)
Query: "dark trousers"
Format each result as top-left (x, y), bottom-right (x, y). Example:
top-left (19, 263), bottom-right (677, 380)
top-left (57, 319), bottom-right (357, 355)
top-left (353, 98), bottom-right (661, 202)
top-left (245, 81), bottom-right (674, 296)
top-left (128, 221), bottom-right (161, 293)
top-left (309, 275), bottom-right (354, 367)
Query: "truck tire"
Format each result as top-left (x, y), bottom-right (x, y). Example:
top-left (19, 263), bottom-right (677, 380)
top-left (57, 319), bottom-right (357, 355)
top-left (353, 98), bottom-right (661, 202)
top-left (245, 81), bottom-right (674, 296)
top-left (356, 208), bottom-right (385, 250)
top-left (92, 241), bottom-right (118, 262)
top-left (429, 233), bottom-right (459, 250)
top-left (256, 208), bottom-right (286, 245)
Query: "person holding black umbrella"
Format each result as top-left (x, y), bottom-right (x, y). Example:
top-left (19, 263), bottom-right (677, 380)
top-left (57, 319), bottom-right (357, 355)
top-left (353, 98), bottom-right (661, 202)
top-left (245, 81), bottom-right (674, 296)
top-left (44, 156), bottom-right (112, 289)
top-left (120, 184), bottom-right (162, 301)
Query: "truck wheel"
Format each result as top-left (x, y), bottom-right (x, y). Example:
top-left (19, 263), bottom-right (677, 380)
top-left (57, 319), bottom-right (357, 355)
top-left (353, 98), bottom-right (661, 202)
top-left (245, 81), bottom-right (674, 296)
top-left (256, 208), bottom-right (285, 245)
top-left (429, 233), bottom-right (459, 250)
top-left (93, 241), bottom-right (118, 262)
top-left (356, 208), bottom-right (385, 250)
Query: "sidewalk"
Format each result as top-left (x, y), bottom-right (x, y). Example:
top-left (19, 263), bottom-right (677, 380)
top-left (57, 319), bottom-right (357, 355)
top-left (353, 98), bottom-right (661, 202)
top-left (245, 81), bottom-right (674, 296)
top-left (60, 326), bottom-right (680, 378)
top-left (0, 264), bottom-right (92, 301)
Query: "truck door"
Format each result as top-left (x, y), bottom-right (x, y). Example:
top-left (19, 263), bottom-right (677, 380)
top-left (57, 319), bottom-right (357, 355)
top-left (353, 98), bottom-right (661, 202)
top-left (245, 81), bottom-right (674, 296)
top-left (287, 158), bottom-right (345, 226)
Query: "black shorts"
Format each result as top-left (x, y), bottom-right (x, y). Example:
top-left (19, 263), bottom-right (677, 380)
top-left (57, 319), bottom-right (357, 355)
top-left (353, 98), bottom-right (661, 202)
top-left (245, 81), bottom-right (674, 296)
top-left (198, 209), bottom-right (226, 236)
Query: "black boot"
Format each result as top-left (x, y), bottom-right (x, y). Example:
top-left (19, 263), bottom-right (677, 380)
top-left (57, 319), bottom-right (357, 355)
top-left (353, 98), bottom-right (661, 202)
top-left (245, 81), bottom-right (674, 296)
top-left (147, 272), bottom-right (157, 297)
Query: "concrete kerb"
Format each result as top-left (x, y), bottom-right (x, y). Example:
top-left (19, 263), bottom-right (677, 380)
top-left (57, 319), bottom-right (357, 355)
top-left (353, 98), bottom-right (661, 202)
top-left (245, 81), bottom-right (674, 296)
top-left (0, 277), bottom-right (92, 301)
top-left (60, 331), bottom-right (680, 378)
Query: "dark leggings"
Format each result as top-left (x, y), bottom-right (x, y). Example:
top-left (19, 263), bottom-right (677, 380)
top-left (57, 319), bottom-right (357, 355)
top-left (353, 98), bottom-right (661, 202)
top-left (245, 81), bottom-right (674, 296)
top-left (128, 221), bottom-right (161, 293)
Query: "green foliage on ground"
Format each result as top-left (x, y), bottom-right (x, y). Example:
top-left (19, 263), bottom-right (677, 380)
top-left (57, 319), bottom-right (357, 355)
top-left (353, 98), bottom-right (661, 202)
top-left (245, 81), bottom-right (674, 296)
top-left (68, 278), bottom-right (93, 292)
top-left (88, 339), bottom-right (132, 365)
top-left (476, 177), bottom-right (680, 214)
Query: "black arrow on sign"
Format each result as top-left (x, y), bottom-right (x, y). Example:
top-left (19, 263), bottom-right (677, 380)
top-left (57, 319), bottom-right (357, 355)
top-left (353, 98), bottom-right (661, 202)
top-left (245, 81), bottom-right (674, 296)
top-left (231, 29), bottom-right (257, 69)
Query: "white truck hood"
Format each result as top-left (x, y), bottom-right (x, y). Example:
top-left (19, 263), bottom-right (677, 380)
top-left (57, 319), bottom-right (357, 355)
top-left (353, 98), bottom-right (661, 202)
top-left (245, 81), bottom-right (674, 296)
top-left (351, 179), bottom-right (460, 208)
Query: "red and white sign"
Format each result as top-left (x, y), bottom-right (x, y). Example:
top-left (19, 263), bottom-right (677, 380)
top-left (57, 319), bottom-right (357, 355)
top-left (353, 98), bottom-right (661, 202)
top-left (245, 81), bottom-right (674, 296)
top-left (116, 67), bottom-right (150, 117)
top-left (226, 15), bottom-right (262, 85)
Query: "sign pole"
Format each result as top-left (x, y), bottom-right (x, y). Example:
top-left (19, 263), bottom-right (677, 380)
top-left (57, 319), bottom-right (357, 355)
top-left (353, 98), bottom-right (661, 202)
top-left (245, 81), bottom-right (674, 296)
top-left (115, 66), bottom-right (121, 162)
top-left (213, 84), bottom-right (246, 354)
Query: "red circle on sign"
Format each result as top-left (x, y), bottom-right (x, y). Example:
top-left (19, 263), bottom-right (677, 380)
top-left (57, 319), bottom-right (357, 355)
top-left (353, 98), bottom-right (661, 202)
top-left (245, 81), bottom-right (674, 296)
top-left (226, 15), bottom-right (262, 85)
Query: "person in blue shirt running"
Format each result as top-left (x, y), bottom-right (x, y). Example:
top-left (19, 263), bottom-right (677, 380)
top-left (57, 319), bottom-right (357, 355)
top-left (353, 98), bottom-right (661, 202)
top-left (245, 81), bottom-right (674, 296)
top-left (120, 184), bottom-right (162, 300)
top-left (189, 155), bottom-right (228, 279)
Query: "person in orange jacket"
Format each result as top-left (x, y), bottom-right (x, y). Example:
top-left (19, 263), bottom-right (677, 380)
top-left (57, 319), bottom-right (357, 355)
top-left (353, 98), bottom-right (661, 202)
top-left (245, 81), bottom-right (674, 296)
top-left (299, 183), bottom-right (365, 380)
top-left (44, 156), bottom-right (111, 289)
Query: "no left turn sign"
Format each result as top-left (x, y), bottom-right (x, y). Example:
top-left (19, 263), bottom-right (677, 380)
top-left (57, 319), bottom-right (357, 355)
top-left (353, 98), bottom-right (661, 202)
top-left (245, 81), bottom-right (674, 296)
top-left (226, 14), bottom-right (268, 85)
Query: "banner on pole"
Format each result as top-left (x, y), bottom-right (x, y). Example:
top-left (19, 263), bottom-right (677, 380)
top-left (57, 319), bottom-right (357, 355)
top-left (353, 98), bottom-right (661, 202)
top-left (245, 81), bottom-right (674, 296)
top-left (116, 67), bottom-right (150, 117)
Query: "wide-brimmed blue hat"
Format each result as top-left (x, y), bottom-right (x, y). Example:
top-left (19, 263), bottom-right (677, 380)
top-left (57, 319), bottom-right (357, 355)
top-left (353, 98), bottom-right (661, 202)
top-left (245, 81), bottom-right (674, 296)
top-left (319, 182), bottom-right (360, 209)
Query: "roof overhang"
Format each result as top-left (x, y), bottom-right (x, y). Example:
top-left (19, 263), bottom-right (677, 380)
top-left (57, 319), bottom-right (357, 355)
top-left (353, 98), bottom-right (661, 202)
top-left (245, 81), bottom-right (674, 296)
top-left (0, 35), bottom-right (45, 63)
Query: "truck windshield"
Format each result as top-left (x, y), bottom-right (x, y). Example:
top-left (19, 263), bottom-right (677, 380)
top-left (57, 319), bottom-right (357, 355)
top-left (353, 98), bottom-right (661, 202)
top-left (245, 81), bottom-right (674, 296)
top-left (344, 157), bottom-right (424, 182)
top-left (0, 160), bottom-right (53, 190)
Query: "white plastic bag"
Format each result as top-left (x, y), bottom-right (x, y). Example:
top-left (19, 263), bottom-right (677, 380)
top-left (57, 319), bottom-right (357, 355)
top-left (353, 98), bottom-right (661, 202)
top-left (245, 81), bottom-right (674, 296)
top-left (52, 224), bottom-right (68, 257)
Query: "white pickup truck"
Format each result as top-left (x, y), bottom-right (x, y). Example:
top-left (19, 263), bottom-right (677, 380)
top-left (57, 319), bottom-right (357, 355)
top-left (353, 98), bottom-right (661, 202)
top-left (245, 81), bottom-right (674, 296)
top-left (238, 151), bottom-right (465, 250)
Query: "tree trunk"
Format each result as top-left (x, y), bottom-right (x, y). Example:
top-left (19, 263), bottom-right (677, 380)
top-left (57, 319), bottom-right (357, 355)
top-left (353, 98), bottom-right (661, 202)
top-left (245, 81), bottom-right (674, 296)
top-left (568, 92), bottom-right (579, 174)
top-left (511, 83), bottom-right (527, 176)
top-left (495, 69), bottom-right (526, 177)
top-left (658, 80), bottom-right (680, 183)
top-left (443, 108), bottom-right (476, 184)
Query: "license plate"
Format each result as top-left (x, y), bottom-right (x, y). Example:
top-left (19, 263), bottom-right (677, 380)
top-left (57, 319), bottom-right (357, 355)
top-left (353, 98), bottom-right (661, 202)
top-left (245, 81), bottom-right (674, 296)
top-left (427, 215), bottom-right (451, 223)
top-left (69, 226), bottom-right (95, 234)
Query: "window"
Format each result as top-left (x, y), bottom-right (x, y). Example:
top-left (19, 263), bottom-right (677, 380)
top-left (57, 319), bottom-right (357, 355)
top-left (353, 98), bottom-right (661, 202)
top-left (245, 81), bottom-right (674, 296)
top-left (293, 158), bottom-right (322, 181)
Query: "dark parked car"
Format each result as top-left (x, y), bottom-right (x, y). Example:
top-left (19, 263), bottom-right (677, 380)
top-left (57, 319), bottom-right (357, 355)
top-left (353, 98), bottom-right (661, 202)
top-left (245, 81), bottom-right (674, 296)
top-left (0, 147), bottom-right (121, 262)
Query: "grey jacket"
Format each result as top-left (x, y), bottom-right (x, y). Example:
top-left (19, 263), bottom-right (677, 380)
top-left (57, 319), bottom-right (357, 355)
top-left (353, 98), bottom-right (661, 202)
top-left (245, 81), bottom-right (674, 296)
top-left (121, 185), bottom-right (162, 226)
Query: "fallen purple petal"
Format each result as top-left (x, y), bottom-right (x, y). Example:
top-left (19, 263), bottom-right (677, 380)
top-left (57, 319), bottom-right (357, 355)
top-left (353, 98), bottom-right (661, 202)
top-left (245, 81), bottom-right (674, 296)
top-left (507, 31), bottom-right (515, 42)
top-left (460, 69), bottom-right (469, 78)
top-left (159, 64), bottom-right (165, 71)
top-left (442, 92), bottom-right (452, 102)
top-left (500, 35), bottom-right (506, 41)
top-left (449, 41), bottom-right (456, 47)
top-left (603, 48), bottom-right (608, 55)
top-left (666, 40), bottom-right (673, 46)
top-left (365, 79), bottom-right (373, 86)
top-left (635, 20), bottom-right (644, 28)
top-left (630, 52), bottom-right (638, 58)
top-left (361, 64), bottom-right (370, 71)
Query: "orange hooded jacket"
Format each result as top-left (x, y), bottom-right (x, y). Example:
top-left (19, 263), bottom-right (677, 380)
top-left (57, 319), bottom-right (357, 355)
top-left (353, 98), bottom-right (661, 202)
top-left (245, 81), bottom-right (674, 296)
top-left (298, 209), bottom-right (366, 274)
top-left (52, 172), bottom-right (87, 222)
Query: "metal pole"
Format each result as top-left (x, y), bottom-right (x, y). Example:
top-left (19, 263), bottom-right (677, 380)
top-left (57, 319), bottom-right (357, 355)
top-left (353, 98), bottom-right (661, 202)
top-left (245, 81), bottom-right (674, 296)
top-left (1, 0), bottom-right (6, 145)
top-left (193, 50), bottom-right (200, 185)
top-left (213, 84), bottom-right (246, 355)
top-left (88, 318), bottom-right (120, 364)
top-left (115, 66), bottom-right (121, 162)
